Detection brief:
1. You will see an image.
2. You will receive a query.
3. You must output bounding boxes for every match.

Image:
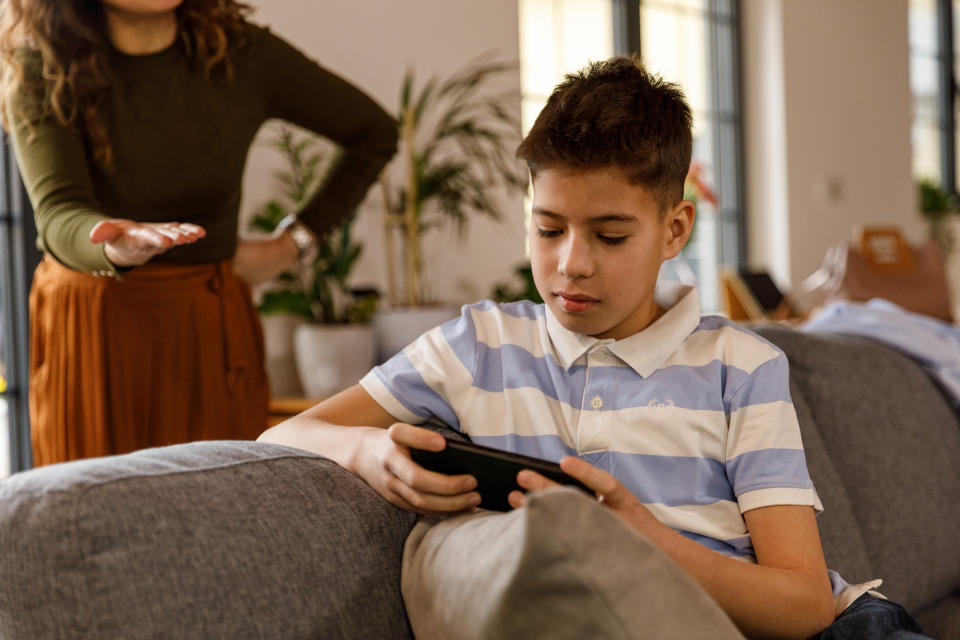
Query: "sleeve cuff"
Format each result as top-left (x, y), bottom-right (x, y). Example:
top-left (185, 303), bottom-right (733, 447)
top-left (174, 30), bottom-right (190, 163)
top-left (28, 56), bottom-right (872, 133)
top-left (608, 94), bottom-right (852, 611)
top-left (359, 369), bottom-right (426, 425)
top-left (737, 487), bottom-right (823, 514)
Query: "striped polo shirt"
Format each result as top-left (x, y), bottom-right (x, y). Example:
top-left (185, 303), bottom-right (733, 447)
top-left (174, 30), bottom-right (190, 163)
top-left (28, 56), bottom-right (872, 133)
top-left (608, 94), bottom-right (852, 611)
top-left (361, 282), bottom-right (822, 560)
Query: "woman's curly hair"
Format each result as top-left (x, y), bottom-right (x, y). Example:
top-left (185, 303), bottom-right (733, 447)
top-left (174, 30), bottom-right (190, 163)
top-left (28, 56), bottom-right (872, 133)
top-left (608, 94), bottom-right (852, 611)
top-left (0, 0), bottom-right (252, 169)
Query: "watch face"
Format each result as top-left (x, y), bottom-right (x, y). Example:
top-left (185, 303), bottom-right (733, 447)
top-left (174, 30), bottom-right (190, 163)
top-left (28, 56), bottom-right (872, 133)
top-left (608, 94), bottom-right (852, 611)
top-left (286, 222), bottom-right (318, 264)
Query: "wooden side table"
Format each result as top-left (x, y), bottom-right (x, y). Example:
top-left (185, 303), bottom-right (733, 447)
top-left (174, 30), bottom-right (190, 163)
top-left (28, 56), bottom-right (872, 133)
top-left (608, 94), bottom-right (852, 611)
top-left (267, 397), bottom-right (323, 427)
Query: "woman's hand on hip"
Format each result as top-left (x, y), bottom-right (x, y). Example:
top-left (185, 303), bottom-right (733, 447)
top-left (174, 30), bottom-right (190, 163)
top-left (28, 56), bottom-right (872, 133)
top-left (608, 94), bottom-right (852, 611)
top-left (233, 233), bottom-right (299, 286)
top-left (90, 219), bottom-right (206, 267)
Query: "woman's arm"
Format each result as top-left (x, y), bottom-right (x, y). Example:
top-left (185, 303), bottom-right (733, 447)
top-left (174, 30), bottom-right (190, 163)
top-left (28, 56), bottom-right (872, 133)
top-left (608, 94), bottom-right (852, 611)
top-left (6, 100), bottom-right (205, 273)
top-left (255, 27), bottom-right (398, 237)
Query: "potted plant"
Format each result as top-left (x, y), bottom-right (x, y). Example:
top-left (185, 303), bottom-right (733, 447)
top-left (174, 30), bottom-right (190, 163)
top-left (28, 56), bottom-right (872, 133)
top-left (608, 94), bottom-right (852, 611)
top-left (251, 124), bottom-right (378, 398)
top-left (917, 178), bottom-right (958, 258)
top-left (374, 58), bottom-right (528, 361)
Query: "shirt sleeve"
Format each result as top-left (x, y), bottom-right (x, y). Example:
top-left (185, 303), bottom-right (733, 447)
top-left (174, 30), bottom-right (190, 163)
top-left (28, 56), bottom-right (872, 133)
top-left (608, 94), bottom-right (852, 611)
top-left (724, 349), bottom-right (823, 514)
top-left (254, 27), bottom-right (398, 238)
top-left (360, 305), bottom-right (478, 430)
top-left (4, 53), bottom-right (114, 275)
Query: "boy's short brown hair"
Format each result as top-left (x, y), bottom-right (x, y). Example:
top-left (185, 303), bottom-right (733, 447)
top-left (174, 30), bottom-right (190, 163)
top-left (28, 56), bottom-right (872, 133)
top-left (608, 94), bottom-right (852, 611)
top-left (516, 56), bottom-right (692, 211)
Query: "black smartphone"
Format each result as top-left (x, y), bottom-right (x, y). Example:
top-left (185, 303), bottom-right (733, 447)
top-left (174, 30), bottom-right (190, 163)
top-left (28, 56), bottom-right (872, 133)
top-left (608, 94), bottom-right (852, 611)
top-left (410, 437), bottom-right (591, 512)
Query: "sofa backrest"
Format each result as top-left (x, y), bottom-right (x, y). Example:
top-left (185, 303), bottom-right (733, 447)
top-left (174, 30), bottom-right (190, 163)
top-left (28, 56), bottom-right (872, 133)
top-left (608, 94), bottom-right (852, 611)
top-left (755, 326), bottom-right (960, 614)
top-left (0, 442), bottom-right (418, 640)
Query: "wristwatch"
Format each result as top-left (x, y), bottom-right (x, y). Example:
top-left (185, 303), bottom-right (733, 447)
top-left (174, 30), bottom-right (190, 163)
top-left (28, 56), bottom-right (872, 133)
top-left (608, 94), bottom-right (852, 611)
top-left (277, 215), bottom-right (319, 266)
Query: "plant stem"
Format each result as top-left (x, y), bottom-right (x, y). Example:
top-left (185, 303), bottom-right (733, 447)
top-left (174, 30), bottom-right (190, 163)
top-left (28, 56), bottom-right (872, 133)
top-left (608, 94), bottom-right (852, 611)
top-left (402, 106), bottom-right (421, 307)
top-left (379, 173), bottom-right (400, 306)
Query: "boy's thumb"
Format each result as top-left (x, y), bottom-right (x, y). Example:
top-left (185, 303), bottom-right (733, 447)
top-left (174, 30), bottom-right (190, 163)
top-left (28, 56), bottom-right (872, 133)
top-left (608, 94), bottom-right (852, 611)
top-left (89, 220), bottom-right (120, 244)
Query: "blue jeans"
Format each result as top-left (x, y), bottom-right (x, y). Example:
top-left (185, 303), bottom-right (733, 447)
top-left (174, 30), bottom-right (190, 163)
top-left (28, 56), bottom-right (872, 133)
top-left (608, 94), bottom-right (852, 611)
top-left (810, 594), bottom-right (931, 640)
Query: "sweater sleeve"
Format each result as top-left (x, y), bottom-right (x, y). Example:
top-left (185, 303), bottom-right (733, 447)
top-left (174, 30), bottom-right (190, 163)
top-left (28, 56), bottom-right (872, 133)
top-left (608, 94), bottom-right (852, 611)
top-left (5, 64), bottom-right (114, 274)
top-left (254, 28), bottom-right (398, 237)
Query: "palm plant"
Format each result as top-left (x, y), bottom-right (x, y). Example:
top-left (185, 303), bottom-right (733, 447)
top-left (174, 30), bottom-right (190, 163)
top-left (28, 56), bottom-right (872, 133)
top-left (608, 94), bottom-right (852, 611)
top-left (379, 59), bottom-right (528, 307)
top-left (251, 125), bottom-right (374, 324)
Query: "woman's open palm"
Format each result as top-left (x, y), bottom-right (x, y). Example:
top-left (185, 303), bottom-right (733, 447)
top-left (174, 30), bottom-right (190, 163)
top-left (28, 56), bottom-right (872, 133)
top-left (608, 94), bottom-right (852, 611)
top-left (89, 219), bottom-right (206, 267)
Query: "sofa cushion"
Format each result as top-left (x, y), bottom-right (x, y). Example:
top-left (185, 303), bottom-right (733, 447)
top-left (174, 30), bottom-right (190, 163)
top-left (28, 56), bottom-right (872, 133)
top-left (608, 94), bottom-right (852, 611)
top-left (402, 487), bottom-right (744, 640)
top-left (0, 441), bottom-right (418, 640)
top-left (915, 591), bottom-right (960, 640)
top-left (755, 327), bottom-right (960, 614)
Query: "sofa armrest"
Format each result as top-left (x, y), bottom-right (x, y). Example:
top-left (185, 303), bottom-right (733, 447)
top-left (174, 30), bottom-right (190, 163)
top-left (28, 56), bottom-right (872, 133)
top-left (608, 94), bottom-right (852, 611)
top-left (0, 441), bottom-right (417, 640)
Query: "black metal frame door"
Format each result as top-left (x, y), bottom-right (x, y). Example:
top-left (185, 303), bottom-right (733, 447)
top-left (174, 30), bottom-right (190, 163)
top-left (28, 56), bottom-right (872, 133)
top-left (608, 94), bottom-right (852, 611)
top-left (1, 130), bottom-right (39, 473)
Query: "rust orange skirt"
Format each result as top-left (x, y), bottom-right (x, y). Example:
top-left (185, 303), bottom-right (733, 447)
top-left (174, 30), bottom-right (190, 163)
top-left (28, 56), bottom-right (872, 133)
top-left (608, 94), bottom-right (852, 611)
top-left (29, 256), bottom-right (269, 466)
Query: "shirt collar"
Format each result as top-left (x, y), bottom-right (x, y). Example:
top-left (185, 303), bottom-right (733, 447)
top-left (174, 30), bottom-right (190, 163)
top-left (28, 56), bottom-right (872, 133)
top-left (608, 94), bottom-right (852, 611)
top-left (544, 281), bottom-right (701, 378)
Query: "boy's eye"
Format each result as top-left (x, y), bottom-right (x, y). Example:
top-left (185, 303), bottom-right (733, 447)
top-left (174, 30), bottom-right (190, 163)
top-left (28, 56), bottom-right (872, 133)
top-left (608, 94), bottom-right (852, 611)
top-left (599, 235), bottom-right (627, 245)
top-left (536, 227), bottom-right (561, 238)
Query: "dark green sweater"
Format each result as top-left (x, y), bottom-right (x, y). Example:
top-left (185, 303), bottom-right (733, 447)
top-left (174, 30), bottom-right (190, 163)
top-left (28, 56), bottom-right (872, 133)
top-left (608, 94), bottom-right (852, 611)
top-left (7, 23), bottom-right (397, 275)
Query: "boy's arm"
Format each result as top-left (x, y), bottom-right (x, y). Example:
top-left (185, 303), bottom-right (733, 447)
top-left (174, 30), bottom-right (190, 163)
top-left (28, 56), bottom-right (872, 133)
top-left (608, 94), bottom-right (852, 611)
top-left (513, 459), bottom-right (836, 640)
top-left (258, 385), bottom-right (480, 515)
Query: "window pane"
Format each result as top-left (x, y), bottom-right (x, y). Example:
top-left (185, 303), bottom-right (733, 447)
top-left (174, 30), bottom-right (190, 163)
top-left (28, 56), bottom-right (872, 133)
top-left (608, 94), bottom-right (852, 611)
top-left (640, 5), bottom-right (709, 112)
top-left (914, 121), bottom-right (942, 181)
top-left (910, 0), bottom-right (947, 185)
top-left (911, 54), bottom-right (941, 100)
top-left (519, 0), bottom-right (614, 128)
top-left (911, 0), bottom-right (939, 58)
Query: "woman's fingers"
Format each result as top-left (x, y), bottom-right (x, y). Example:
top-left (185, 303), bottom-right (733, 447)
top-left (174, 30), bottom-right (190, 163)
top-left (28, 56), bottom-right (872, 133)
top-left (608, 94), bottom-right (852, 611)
top-left (90, 219), bottom-right (207, 249)
top-left (130, 225), bottom-right (176, 249)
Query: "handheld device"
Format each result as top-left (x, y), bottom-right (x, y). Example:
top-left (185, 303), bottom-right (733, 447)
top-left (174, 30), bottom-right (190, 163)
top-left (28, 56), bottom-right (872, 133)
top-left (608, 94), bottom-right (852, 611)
top-left (410, 437), bottom-right (591, 512)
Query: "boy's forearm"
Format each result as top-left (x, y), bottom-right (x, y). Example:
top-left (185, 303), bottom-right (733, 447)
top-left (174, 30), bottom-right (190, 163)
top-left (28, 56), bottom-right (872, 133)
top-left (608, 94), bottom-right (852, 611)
top-left (257, 417), bottom-right (377, 473)
top-left (643, 524), bottom-right (835, 639)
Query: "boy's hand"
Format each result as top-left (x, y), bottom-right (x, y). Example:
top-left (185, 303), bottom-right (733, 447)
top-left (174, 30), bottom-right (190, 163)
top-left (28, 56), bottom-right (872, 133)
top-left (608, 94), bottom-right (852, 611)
top-left (509, 456), bottom-right (662, 534)
top-left (354, 423), bottom-right (481, 516)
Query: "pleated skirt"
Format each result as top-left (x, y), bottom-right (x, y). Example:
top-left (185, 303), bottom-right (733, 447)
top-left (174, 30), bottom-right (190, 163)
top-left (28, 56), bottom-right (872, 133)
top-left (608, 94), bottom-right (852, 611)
top-left (29, 256), bottom-right (269, 466)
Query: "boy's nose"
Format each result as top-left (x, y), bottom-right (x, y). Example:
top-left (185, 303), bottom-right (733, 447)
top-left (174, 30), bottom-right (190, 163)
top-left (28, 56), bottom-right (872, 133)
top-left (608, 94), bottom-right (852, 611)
top-left (557, 236), bottom-right (594, 279)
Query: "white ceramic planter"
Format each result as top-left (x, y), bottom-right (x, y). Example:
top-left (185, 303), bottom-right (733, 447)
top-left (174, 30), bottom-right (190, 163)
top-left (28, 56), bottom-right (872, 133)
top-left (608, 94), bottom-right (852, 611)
top-left (294, 323), bottom-right (376, 399)
top-left (260, 313), bottom-right (306, 397)
top-left (372, 305), bottom-right (460, 363)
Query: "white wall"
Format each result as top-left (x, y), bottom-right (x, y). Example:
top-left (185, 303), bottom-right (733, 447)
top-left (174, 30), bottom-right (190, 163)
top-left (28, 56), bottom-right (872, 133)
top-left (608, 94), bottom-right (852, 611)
top-left (742, 0), bottom-right (925, 290)
top-left (246, 0), bottom-right (926, 299)
top-left (241, 0), bottom-right (526, 306)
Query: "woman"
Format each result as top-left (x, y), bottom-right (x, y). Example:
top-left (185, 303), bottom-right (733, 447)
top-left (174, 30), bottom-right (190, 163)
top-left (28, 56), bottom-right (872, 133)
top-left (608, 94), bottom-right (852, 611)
top-left (0, 0), bottom-right (398, 465)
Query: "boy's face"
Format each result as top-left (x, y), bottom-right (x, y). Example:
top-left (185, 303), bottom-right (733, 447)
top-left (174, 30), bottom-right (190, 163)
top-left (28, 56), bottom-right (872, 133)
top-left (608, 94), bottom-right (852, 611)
top-left (529, 166), bottom-right (694, 340)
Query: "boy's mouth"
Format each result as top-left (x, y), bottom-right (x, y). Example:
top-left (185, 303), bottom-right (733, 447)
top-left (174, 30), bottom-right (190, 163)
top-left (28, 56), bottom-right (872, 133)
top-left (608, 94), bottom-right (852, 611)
top-left (555, 291), bottom-right (599, 313)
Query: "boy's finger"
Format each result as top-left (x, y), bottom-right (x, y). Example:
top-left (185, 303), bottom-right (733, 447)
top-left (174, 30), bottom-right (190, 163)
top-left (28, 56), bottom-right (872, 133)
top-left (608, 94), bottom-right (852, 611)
top-left (386, 474), bottom-right (481, 513)
top-left (559, 457), bottom-right (628, 505)
top-left (516, 469), bottom-right (559, 492)
top-left (387, 451), bottom-right (476, 495)
top-left (388, 423), bottom-right (445, 452)
top-left (508, 490), bottom-right (525, 509)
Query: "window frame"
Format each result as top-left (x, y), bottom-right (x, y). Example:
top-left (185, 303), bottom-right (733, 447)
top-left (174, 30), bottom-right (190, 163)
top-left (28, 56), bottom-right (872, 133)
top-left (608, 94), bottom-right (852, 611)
top-left (1, 131), bottom-right (39, 474)
top-left (936, 0), bottom-right (956, 193)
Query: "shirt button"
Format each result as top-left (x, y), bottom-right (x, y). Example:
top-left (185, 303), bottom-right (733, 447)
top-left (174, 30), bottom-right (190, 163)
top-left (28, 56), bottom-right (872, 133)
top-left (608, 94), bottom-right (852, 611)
top-left (590, 396), bottom-right (603, 410)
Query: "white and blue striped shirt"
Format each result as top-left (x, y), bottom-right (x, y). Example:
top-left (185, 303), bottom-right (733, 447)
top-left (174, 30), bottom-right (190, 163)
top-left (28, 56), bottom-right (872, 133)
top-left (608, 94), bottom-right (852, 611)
top-left (361, 283), bottom-right (822, 561)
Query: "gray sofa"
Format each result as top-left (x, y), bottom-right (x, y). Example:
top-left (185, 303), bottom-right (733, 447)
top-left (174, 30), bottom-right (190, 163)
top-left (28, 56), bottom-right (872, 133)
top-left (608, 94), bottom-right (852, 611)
top-left (0, 327), bottom-right (958, 639)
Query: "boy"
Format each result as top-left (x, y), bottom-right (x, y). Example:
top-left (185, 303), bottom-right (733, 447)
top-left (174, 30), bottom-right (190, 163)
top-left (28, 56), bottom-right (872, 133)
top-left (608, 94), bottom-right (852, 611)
top-left (259, 57), bottom-right (928, 639)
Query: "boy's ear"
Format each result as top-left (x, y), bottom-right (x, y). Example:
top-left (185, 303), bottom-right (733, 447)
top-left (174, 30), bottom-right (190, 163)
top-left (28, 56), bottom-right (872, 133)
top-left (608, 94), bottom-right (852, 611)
top-left (662, 200), bottom-right (696, 260)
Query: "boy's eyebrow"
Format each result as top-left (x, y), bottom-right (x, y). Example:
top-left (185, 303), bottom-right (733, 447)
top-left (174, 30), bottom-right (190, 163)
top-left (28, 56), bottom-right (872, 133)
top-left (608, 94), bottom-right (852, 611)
top-left (532, 207), bottom-right (637, 223)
